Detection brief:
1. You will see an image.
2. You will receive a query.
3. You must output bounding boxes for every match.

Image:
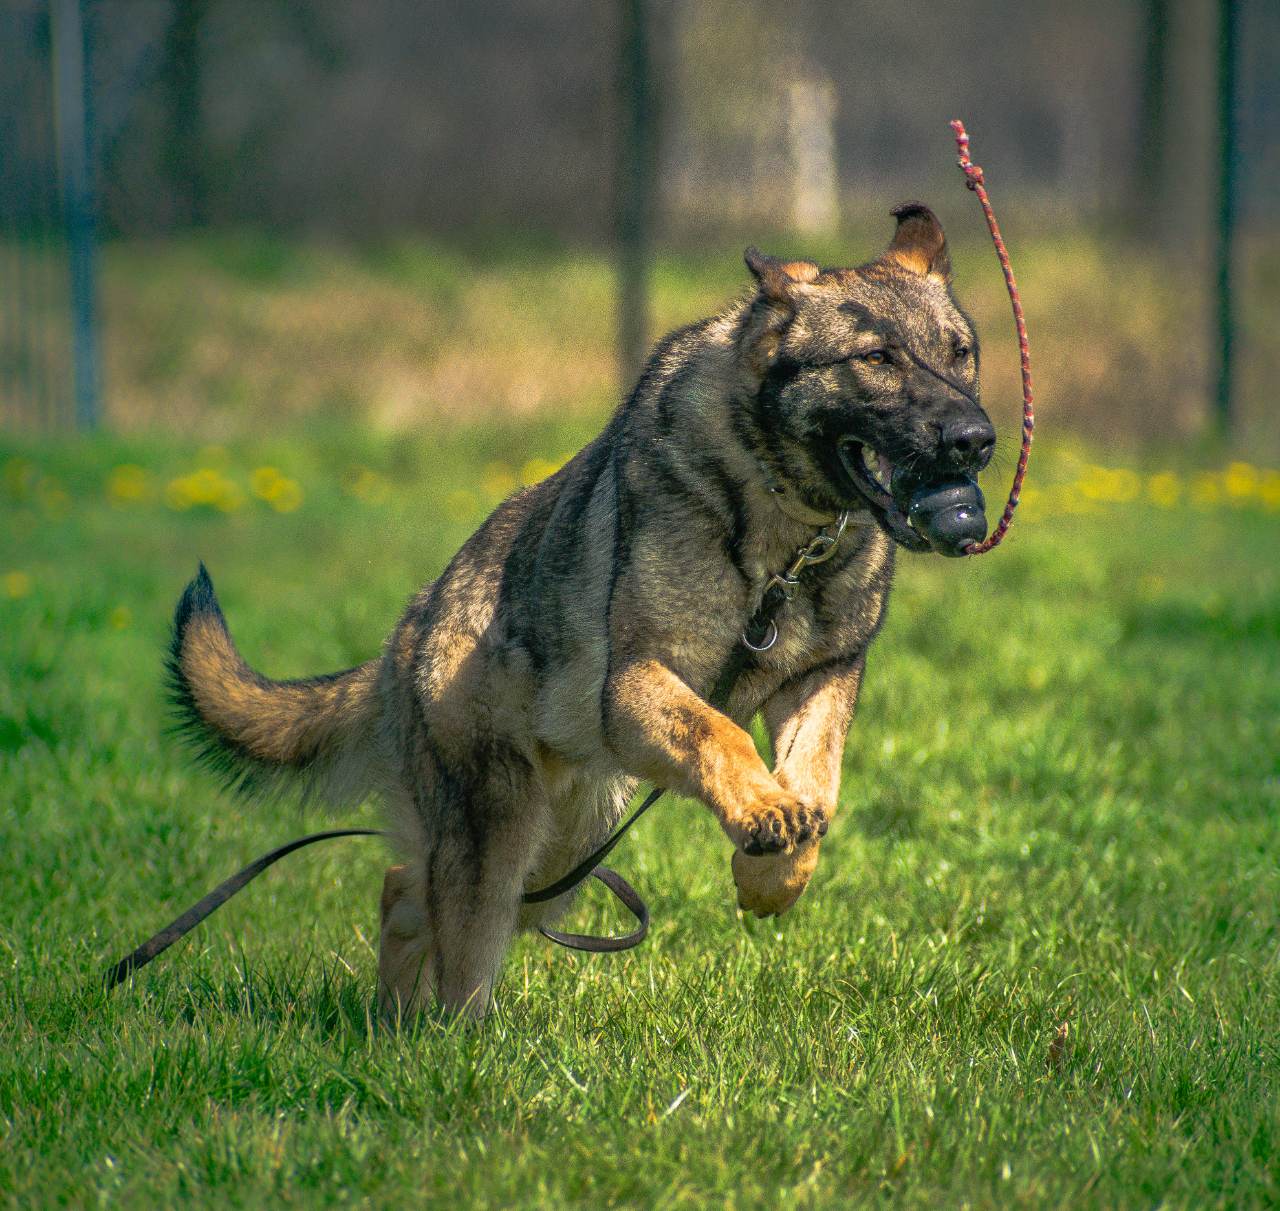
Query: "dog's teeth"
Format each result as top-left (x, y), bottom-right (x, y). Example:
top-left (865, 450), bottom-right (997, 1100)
top-left (857, 447), bottom-right (893, 492)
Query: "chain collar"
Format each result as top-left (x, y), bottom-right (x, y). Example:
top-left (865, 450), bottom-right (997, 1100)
top-left (741, 510), bottom-right (850, 653)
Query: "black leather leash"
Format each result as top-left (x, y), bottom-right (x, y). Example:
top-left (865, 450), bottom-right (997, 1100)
top-left (104, 828), bottom-right (383, 990)
top-left (104, 508), bottom-right (850, 990)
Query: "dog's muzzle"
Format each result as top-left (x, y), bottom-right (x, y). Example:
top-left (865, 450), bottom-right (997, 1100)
top-left (837, 441), bottom-right (987, 557)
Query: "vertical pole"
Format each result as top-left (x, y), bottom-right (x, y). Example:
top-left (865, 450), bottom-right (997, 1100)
top-left (161, 0), bottom-right (206, 227)
top-left (1212, 0), bottom-right (1238, 437)
top-left (1136, 0), bottom-right (1168, 216)
top-left (52, 0), bottom-right (100, 430)
top-left (616, 0), bottom-right (655, 392)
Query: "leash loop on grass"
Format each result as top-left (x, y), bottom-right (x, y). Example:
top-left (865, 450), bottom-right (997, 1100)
top-left (949, 119), bottom-right (1035, 556)
top-left (103, 823), bottom-right (650, 986)
top-left (536, 866), bottom-right (650, 951)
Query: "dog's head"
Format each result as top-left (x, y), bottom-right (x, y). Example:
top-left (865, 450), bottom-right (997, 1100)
top-left (736, 204), bottom-right (994, 555)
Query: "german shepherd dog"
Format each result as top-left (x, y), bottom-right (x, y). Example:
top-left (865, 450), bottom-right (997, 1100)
top-left (169, 203), bottom-right (995, 1019)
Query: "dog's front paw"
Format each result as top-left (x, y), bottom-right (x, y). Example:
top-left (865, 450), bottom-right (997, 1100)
top-left (733, 791), bottom-right (827, 855)
top-left (732, 843), bottom-right (821, 916)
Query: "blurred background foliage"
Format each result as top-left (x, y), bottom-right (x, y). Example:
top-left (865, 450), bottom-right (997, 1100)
top-left (0, 0), bottom-right (1277, 450)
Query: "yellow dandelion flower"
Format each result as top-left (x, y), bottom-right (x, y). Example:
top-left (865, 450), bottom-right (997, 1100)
top-left (107, 464), bottom-right (151, 503)
top-left (481, 461), bottom-right (517, 499)
top-left (1110, 468), bottom-right (1141, 502)
top-left (164, 477), bottom-right (194, 510)
top-left (185, 468), bottom-right (224, 505)
top-left (343, 466), bottom-right (391, 504)
top-left (1074, 465), bottom-right (1110, 501)
top-left (1077, 465), bottom-right (1140, 503)
top-left (1146, 471), bottom-right (1181, 508)
top-left (250, 466), bottom-right (283, 500)
top-left (267, 478), bottom-right (303, 513)
top-left (3, 570), bottom-right (32, 599)
top-left (1223, 461), bottom-right (1259, 501)
top-left (1259, 470), bottom-right (1280, 511)
top-left (1052, 484), bottom-right (1098, 515)
top-left (109, 605), bottom-right (132, 630)
top-left (445, 488), bottom-right (477, 523)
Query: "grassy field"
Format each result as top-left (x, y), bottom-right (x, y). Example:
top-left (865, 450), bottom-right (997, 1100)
top-left (1, 418), bottom-right (1278, 1207)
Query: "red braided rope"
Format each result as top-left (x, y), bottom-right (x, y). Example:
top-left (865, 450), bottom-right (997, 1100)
top-left (950, 119), bottom-right (1035, 556)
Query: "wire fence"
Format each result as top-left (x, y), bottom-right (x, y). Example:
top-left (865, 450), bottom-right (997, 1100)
top-left (0, 0), bottom-right (1276, 441)
top-left (1, 3), bottom-right (71, 431)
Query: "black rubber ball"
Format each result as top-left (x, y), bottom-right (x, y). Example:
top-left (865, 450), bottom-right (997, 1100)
top-left (904, 477), bottom-right (987, 557)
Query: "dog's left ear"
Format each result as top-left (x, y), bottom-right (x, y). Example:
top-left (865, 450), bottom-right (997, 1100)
top-left (883, 202), bottom-right (951, 283)
top-left (744, 247), bottom-right (821, 305)
top-left (740, 248), bottom-right (820, 372)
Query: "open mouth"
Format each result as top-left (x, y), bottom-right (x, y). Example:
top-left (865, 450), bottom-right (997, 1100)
top-left (836, 441), bottom-right (930, 552)
top-left (836, 440), bottom-right (986, 557)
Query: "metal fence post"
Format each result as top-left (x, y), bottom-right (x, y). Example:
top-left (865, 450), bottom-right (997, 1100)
top-left (616, 0), bottom-right (655, 394)
top-left (51, 0), bottom-right (100, 430)
top-left (1212, 0), bottom-right (1238, 438)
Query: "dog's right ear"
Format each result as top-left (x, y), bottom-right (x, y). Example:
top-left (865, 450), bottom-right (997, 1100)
top-left (744, 247), bottom-right (820, 305)
top-left (741, 248), bottom-right (819, 372)
top-left (882, 203), bottom-right (951, 282)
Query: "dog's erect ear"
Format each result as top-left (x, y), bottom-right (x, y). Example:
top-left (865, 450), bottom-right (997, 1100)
top-left (883, 202), bottom-right (951, 282)
top-left (744, 246), bottom-right (821, 305)
top-left (740, 248), bottom-right (820, 372)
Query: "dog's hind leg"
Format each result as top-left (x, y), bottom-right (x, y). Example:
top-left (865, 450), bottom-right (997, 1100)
top-left (379, 829), bottom-right (539, 1022)
top-left (429, 812), bottom-right (545, 1019)
top-left (389, 747), bottom-right (545, 1018)
top-left (378, 862), bottom-right (435, 1020)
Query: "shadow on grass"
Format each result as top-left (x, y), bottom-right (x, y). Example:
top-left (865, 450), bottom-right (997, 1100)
top-left (1121, 597), bottom-right (1280, 644)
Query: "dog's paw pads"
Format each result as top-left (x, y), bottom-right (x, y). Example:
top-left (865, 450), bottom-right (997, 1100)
top-left (738, 796), bottom-right (827, 855)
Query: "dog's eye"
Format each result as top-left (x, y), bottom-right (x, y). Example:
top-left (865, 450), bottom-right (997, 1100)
top-left (861, 349), bottom-right (889, 366)
top-left (954, 343), bottom-right (971, 360)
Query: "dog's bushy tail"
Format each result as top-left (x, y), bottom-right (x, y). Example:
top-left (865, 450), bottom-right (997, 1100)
top-left (166, 564), bottom-right (382, 804)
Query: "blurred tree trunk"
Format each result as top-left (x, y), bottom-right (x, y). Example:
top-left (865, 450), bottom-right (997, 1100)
top-left (617, 0), bottom-right (656, 392)
top-left (1213, 0), bottom-right (1239, 436)
top-left (160, 0), bottom-right (206, 227)
top-left (787, 77), bottom-right (838, 236)
top-left (1136, 0), bottom-right (1169, 232)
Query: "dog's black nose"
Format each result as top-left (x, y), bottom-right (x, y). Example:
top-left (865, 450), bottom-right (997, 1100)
top-left (942, 418), bottom-right (996, 471)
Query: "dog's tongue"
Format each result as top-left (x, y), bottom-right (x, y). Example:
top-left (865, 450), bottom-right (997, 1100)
top-left (891, 471), bottom-right (987, 557)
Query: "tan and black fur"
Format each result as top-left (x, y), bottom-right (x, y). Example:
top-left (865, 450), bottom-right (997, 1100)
top-left (168, 203), bottom-right (993, 1020)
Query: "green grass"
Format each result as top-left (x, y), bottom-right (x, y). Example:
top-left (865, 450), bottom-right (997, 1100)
top-left (1, 422), bottom-right (1279, 1207)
